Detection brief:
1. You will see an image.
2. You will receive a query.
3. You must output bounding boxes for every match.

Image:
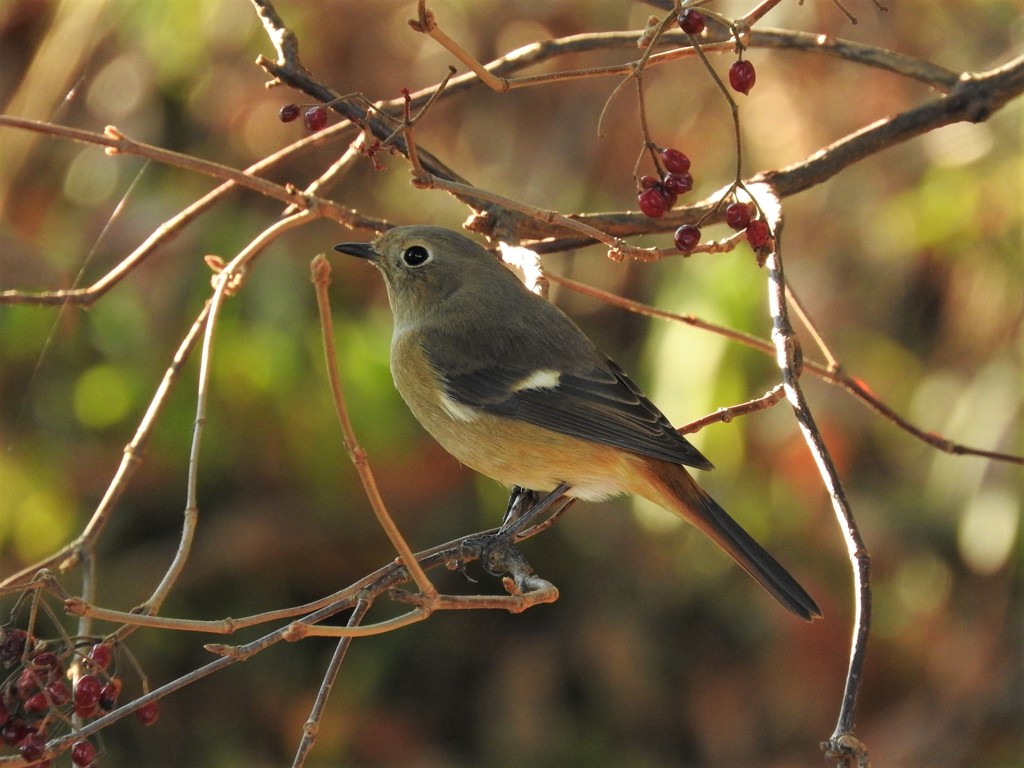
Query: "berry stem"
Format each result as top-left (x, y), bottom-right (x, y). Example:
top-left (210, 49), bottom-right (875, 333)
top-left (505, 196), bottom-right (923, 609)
top-left (629, 11), bottom-right (681, 172)
top-left (684, 31), bottom-right (745, 186)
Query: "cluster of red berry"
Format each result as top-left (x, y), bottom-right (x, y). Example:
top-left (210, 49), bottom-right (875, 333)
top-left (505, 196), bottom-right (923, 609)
top-left (725, 201), bottom-right (772, 248)
top-left (633, 10), bottom-right (767, 254)
top-left (637, 147), bottom-right (693, 220)
top-left (1, 628), bottom-right (158, 767)
top-left (635, 148), bottom-right (705, 254)
top-left (279, 103), bottom-right (329, 132)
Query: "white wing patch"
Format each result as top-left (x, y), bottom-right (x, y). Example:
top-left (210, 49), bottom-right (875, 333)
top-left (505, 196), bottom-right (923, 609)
top-left (438, 390), bottom-right (480, 422)
top-left (511, 368), bottom-right (561, 392)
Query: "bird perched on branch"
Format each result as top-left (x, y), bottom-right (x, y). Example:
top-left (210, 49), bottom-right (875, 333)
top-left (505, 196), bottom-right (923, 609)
top-left (335, 225), bottom-right (820, 621)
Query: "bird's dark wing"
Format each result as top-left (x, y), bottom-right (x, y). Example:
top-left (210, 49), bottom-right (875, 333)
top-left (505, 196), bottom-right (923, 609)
top-left (429, 349), bottom-right (714, 471)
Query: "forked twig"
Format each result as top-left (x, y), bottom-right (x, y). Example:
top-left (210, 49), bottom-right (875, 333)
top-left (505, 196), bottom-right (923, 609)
top-left (547, 272), bottom-right (1023, 465)
top-left (0, 303), bottom-right (212, 591)
top-left (134, 211), bottom-right (318, 627)
top-left (0, 117), bottom-right (373, 306)
top-left (291, 599), bottom-right (371, 768)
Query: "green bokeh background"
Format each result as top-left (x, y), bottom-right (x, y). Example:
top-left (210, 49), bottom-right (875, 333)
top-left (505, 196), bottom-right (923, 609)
top-left (0, 2), bottom-right (1021, 766)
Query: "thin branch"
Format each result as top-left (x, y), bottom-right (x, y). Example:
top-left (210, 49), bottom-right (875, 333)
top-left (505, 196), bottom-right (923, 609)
top-left (786, 283), bottom-right (840, 371)
top-left (547, 272), bottom-right (1023, 465)
top-left (250, 5), bottom-right (968, 236)
top-left (0, 117), bottom-right (372, 306)
top-left (311, 256), bottom-right (437, 600)
top-left (0, 304), bottom-right (212, 591)
top-left (291, 598), bottom-right (372, 768)
top-left (679, 384), bottom-right (786, 434)
top-left (409, 2), bottom-right (509, 92)
top-left (251, 0), bottom-right (466, 187)
top-left (412, 165), bottom-right (638, 260)
top-left (61, 514), bottom-right (560, 640)
top-left (400, 21), bottom-right (960, 99)
top-left (133, 210), bottom-right (318, 627)
top-left (291, 583), bottom-right (559, 640)
top-left (753, 184), bottom-right (870, 768)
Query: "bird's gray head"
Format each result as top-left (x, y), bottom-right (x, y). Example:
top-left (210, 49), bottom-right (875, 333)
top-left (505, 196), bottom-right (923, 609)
top-left (334, 225), bottom-right (519, 328)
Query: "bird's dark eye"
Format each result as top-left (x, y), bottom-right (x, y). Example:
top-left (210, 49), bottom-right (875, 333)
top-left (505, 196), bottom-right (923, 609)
top-left (402, 245), bottom-right (430, 267)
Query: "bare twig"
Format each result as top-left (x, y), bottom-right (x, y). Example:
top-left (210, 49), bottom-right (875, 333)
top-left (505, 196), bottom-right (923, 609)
top-left (547, 272), bottom-right (1023, 465)
top-left (752, 184), bottom-right (871, 767)
top-left (311, 255), bottom-right (437, 600)
top-left (679, 384), bottom-right (787, 434)
top-left (402, 16), bottom-right (960, 98)
top-left (291, 599), bottom-right (371, 768)
top-left (0, 304), bottom-right (212, 591)
top-left (134, 211), bottom-right (318, 627)
top-left (409, 2), bottom-right (509, 92)
top-left (786, 283), bottom-right (841, 371)
top-left (0, 117), bottom-right (372, 306)
top-left (738, 0), bottom-right (785, 28)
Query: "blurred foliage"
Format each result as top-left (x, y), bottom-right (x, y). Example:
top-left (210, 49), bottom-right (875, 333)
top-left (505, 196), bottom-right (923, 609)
top-left (0, 1), bottom-right (1021, 767)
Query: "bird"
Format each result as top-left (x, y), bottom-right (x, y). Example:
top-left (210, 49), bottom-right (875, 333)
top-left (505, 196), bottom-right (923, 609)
top-left (334, 225), bottom-right (821, 621)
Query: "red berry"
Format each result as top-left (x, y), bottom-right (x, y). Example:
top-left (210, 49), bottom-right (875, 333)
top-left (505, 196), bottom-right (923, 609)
top-left (725, 202), bottom-right (752, 230)
top-left (662, 171), bottom-right (693, 195)
top-left (87, 643), bottom-right (112, 671)
top-left (729, 60), bottom-right (756, 95)
top-left (71, 739), bottom-right (96, 766)
top-left (674, 225), bottom-right (702, 253)
top-left (746, 219), bottom-right (771, 247)
top-left (23, 692), bottom-right (49, 715)
top-left (638, 187), bottom-right (669, 218)
top-left (16, 668), bottom-right (39, 700)
top-left (677, 9), bottom-right (706, 35)
top-left (18, 731), bottom-right (46, 762)
top-left (303, 105), bottom-right (328, 132)
top-left (0, 629), bottom-right (29, 664)
top-left (660, 147), bottom-right (691, 174)
top-left (1, 718), bottom-right (30, 745)
top-left (99, 679), bottom-right (121, 711)
top-left (45, 681), bottom-right (69, 707)
top-left (136, 701), bottom-right (160, 726)
top-left (30, 652), bottom-right (56, 668)
top-left (74, 675), bottom-right (102, 709)
top-left (639, 174), bottom-right (661, 190)
top-left (31, 652), bottom-right (62, 682)
top-left (278, 103), bottom-right (300, 123)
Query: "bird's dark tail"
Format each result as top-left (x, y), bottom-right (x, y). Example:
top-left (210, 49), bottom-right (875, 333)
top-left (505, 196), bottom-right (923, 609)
top-left (638, 462), bottom-right (822, 622)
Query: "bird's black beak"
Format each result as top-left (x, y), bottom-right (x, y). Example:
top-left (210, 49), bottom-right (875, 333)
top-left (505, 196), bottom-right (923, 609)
top-left (333, 242), bottom-right (377, 261)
